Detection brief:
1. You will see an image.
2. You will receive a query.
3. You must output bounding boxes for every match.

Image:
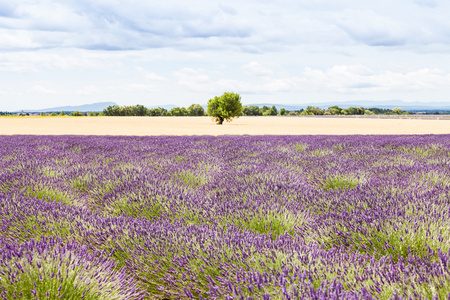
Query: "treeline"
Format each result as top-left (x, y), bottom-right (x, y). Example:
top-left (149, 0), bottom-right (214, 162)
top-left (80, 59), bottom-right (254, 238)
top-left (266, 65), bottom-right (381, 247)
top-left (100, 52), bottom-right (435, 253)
top-left (242, 105), bottom-right (409, 116)
top-left (0, 104), bottom-right (409, 117)
top-left (100, 104), bottom-right (409, 116)
top-left (3, 111), bottom-right (101, 117)
top-left (300, 106), bottom-right (409, 116)
top-left (409, 110), bottom-right (450, 115)
top-left (2, 104), bottom-right (411, 117)
top-left (102, 104), bottom-right (205, 116)
top-left (315, 106), bottom-right (409, 115)
top-left (56, 111), bottom-right (100, 116)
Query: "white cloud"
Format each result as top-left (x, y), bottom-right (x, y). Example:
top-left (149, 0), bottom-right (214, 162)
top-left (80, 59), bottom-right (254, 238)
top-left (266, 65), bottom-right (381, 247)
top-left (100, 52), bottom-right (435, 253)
top-left (301, 65), bottom-right (450, 93)
top-left (173, 67), bottom-right (296, 94)
top-left (123, 83), bottom-right (155, 91)
top-left (336, 10), bottom-right (408, 46)
top-left (242, 62), bottom-right (274, 76)
top-left (334, 6), bottom-right (450, 49)
top-left (76, 85), bottom-right (99, 96)
top-left (13, 1), bottom-right (92, 32)
top-left (0, 0), bottom-right (254, 51)
top-left (0, 2), bottom-right (17, 17)
top-left (2, 1), bottom-right (450, 110)
top-left (136, 67), bottom-right (167, 81)
top-left (413, 0), bottom-right (439, 7)
top-left (0, 29), bottom-right (40, 50)
top-left (173, 68), bottom-right (212, 91)
top-left (31, 85), bottom-right (58, 95)
top-left (1, 0), bottom-right (449, 53)
top-left (0, 49), bottom-right (126, 73)
top-left (172, 64), bottom-right (450, 96)
top-left (218, 4), bottom-right (237, 15)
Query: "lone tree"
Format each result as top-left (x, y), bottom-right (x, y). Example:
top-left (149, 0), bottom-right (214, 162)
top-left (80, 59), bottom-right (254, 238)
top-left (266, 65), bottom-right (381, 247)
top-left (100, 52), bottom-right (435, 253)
top-left (393, 107), bottom-right (403, 115)
top-left (207, 92), bottom-right (243, 125)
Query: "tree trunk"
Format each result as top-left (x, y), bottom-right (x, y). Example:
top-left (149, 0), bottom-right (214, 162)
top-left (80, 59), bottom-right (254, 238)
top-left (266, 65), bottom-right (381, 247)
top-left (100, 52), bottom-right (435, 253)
top-left (218, 117), bottom-right (224, 125)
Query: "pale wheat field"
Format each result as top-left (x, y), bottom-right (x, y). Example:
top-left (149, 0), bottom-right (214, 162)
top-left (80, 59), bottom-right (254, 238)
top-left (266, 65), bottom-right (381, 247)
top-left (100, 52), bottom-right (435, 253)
top-left (0, 116), bottom-right (449, 135)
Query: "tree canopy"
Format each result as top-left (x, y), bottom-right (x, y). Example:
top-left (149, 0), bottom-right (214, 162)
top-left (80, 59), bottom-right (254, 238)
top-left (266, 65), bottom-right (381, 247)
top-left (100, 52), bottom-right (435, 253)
top-left (207, 92), bottom-right (243, 125)
top-left (102, 104), bottom-right (203, 117)
top-left (187, 104), bottom-right (205, 116)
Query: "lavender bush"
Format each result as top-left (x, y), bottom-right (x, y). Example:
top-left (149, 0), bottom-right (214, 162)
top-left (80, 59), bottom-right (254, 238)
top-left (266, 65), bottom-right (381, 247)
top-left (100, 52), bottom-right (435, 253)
top-left (0, 238), bottom-right (143, 299)
top-left (1, 135), bottom-right (450, 299)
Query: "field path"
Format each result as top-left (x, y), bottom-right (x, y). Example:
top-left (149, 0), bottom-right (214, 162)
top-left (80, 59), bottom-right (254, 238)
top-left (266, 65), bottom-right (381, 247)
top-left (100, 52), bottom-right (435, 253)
top-left (1, 116), bottom-right (449, 135)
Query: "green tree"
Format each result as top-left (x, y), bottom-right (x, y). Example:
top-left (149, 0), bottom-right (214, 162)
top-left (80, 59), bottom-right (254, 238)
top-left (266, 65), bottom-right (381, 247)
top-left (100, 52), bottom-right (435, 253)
top-left (393, 107), bottom-right (403, 115)
top-left (70, 111), bottom-right (83, 116)
top-left (243, 105), bottom-right (262, 116)
top-left (102, 105), bottom-right (121, 116)
top-left (263, 105), bottom-right (277, 116)
top-left (261, 106), bottom-right (270, 114)
top-left (131, 104), bottom-right (148, 116)
top-left (300, 110), bottom-right (314, 115)
top-left (207, 92), bottom-right (243, 125)
top-left (120, 106), bottom-right (133, 116)
top-left (305, 106), bottom-right (324, 115)
top-left (368, 108), bottom-right (394, 115)
top-left (326, 105), bottom-right (343, 115)
top-left (342, 107), bottom-right (365, 115)
top-left (147, 107), bottom-right (167, 116)
top-left (278, 108), bottom-right (286, 116)
top-left (271, 105), bottom-right (278, 115)
top-left (59, 111), bottom-right (66, 116)
top-left (187, 104), bottom-right (205, 116)
top-left (169, 107), bottom-right (188, 116)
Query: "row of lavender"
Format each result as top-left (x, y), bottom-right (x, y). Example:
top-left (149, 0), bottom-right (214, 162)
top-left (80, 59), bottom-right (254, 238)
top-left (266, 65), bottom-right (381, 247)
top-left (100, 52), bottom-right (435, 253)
top-left (1, 135), bottom-right (450, 299)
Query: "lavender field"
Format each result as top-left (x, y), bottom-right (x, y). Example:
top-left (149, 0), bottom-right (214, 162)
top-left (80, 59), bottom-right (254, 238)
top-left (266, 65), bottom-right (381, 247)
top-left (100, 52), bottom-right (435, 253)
top-left (1, 135), bottom-right (450, 299)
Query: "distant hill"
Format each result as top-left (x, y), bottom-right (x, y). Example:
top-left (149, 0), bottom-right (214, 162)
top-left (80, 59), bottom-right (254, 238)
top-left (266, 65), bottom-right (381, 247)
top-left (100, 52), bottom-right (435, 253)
top-left (22, 102), bottom-right (117, 113)
top-left (246, 100), bottom-right (450, 111)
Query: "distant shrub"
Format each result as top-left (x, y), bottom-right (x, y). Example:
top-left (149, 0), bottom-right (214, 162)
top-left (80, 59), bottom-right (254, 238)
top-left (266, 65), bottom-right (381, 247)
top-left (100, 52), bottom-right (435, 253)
top-left (70, 111), bottom-right (83, 116)
top-left (169, 107), bottom-right (188, 116)
top-left (342, 107), bottom-right (365, 115)
top-left (242, 105), bottom-right (262, 116)
top-left (326, 105), bottom-right (343, 115)
top-left (262, 105), bottom-right (277, 116)
top-left (187, 104), bottom-right (205, 116)
top-left (147, 107), bottom-right (168, 116)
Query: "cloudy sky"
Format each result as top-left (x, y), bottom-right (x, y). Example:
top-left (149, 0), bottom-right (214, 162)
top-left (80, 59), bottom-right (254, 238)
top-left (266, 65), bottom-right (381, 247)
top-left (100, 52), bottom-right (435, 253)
top-left (1, 0), bottom-right (450, 111)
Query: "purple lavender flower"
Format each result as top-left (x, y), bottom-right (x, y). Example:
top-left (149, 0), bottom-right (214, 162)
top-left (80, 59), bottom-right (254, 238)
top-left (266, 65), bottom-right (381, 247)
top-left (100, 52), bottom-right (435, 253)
top-left (1, 135), bottom-right (450, 299)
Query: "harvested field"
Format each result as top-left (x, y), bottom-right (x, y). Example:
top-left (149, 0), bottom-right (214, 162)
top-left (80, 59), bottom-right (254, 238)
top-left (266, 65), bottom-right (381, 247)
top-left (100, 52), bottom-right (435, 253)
top-left (1, 116), bottom-right (450, 135)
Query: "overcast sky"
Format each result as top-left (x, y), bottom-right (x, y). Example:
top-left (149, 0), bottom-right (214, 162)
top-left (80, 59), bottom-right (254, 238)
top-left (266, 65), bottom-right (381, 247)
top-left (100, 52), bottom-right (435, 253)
top-left (1, 0), bottom-right (450, 111)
